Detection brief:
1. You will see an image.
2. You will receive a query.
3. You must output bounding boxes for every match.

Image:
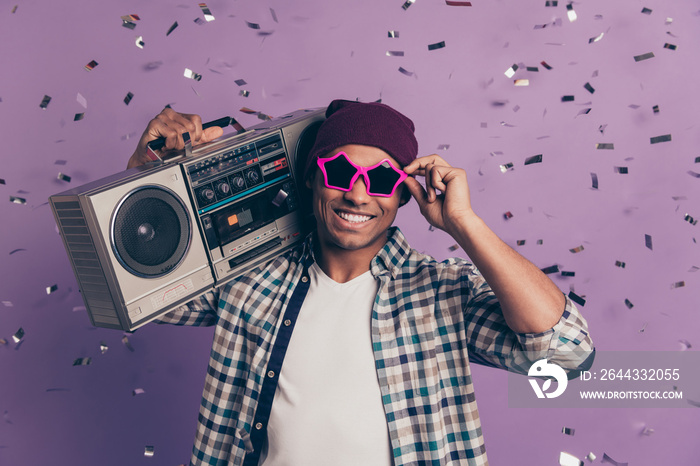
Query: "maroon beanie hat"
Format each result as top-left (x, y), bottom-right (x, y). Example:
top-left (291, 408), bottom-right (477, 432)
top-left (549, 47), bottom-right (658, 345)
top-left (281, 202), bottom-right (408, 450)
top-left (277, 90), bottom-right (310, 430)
top-left (303, 99), bottom-right (418, 181)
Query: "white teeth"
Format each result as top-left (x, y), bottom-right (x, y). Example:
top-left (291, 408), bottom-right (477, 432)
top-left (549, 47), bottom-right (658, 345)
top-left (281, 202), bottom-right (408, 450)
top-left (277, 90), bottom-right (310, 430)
top-left (337, 211), bottom-right (372, 223)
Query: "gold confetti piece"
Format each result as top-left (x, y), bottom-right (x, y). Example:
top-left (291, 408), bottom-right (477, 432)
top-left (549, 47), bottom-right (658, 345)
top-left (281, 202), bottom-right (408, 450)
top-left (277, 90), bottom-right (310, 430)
top-left (166, 21), bottom-right (178, 36)
top-left (57, 173), bottom-right (71, 182)
top-left (663, 43), bottom-right (677, 51)
top-left (641, 7), bottom-right (652, 14)
top-left (514, 79), bottom-right (529, 86)
top-left (559, 451), bottom-right (583, 466)
top-left (562, 427), bottom-right (575, 436)
top-left (596, 143), bottom-right (614, 150)
top-left (72, 357), bottom-right (91, 366)
top-left (671, 281), bottom-right (685, 289)
top-left (386, 51), bottom-right (405, 57)
top-left (584, 82), bottom-right (595, 93)
top-left (245, 21), bottom-right (260, 29)
top-left (568, 291), bottom-right (585, 306)
top-left (504, 64), bottom-right (518, 78)
top-left (428, 41), bottom-right (446, 51)
top-left (588, 32), bottom-right (604, 43)
top-left (74, 113), bottom-right (85, 121)
top-left (135, 36), bottom-right (145, 49)
top-left (0, 339), bottom-right (6, 346)
top-left (398, 67), bottom-right (415, 77)
top-left (122, 335), bottom-right (135, 352)
top-left (401, 0), bottom-right (416, 10)
top-left (625, 299), bottom-right (634, 309)
top-left (39, 95), bottom-right (51, 109)
top-left (615, 260), bottom-right (626, 268)
top-left (503, 211), bottom-right (513, 220)
top-left (685, 214), bottom-right (698, 225)
top-left (448, 244), bottom-right (459, 251)
top-left (144, 446), bottom-right (155, 457)
top-left (569, 245), bottom-right (584, 253)
top-left (524, 154), bottom-right (542, 165)
top-left (121, 14), bottom-right (140, 21)
top-left (133, 388), bottom-right (146, 396)
top-left (645, 234), bottom-right (653, 250)
top-left (46, 284), bottom-right (58, 294)
top-left (100, 341), bottom-right (108, 354)
top-left (184, 68), bottom-right (202, 81)
top-left (84, 60), bottom-right (98, 71)
top-left (446, 0), bottom-right (472, 5)
top-left (590, 173), bottom-right (599, 189)
top-left (634, 52), bottom-right (655, 62)
top-left (561, 95), bottom-right (574, 102)
top-left (650, 134), bottom-right (671, 144)
top-left (199, 3), bottom-right (215, 21)
top-left (12, 328), bottom-right (24, 343)
top-left (516, 240), bottom-right (526, 246)
top-left (614, 166), bottom-right (628, 174)
top-left (388, 30), bottom-right (399, 38)
top-left (601, 453), bottom-right (628, 466)
top-left (499, 163), bottom-right (514, 173)
top-left (566, 3), bottom-right (577, 22)
top-left (124, 92), bottom-right (134, 105)
top-left (587, 453), bottom-right (597, 462)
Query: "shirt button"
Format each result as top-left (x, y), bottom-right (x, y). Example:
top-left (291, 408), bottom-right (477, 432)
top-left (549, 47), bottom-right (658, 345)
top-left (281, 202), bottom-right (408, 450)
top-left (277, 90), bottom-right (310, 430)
top-left (267, 370), bottom-right (275, 378)
top-left (301, 276), bottom-right (308, 283)
top-left (255, 422), bottom-right (263, 430)
top-left (283, 319), bottom-right (292, 327)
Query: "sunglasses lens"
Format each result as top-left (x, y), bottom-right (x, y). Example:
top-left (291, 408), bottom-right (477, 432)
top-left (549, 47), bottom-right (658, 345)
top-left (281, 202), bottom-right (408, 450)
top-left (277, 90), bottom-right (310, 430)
top-left (367, 161), bottom-right (402, 195)
top-left (323, 154), bottom-right (357, 189)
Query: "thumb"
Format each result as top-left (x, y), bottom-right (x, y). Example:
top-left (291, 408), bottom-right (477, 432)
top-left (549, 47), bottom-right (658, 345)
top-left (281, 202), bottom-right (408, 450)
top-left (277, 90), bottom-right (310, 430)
top-left (403, 177), bottom-right (429, 207)
top-left (200, 126), bottom-right (224, 143)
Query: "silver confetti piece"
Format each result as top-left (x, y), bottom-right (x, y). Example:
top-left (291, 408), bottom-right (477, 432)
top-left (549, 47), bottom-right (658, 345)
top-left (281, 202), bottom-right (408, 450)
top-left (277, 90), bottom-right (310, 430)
top-left (100, 341), bottom-right (109, 354)
top-left (566, 3), bottom-right (577, 22)
top-left (504, 64), bottom-right (518, 78)
top-left (144, 446), bottom-right (155, 457)
top-left (124, 92), bottom-right (134, 105)
top-left (12, 327), bottom-right (24, 343)
top-left (166, 21), bottom-right (178, 36)
top-left (559, 451), bottom-right (583, 466)
top-left (184, 68), bottom-right (202, 81)
top-left (199, 3), bottom-right (215, 21)
top-left (499, 163), bottom-right (514, 173)
top-left (135, 36), bottom-right (145, 49)
top-left (524, 154), bottom-right (542, 165)
top-left (74, 113), bottom-right (85, 121)
top-left (46, 284), bottom-right (58, 294)
top-left (401, 0), bottom-right (416, 10)
top-left (72, 357), bottom-right (91, 366)
top-left (634, 52), bottom-right (654, 62)
top-left (57, 173), bottom-right (71, 182)
top-left (386, 51), bottom-right (405, 57)
top-left (588, 32), bottom-right (604, 43)
top-left (133, 388), bottom-right (146, 396)
top-left (645, 234), bottom-right (653, 250)
top-left (586, 453), bottom-right (597, 462)
top-left (40, 95), bottom-right (51, 109)
top-left (650, 134), bottom-right (671, 144)
top-left (625, 299), bottom-right (634, 309)
top-left (601, 452), bottom-right (628, 466)
top-left (685, 214), bottom-right (698, 225)
top-left (388, 30), bottom-right (399, 38)
top-left (240, 90), bottom-right (250, 97)
top-left (562, 427), bottom-right (575, 436)
top-left (596, 143), bottom-right (614, 150)
top-left (591, 173), bottom-right (599, 189)
top-left (428, 41), bottom-right (446, 51)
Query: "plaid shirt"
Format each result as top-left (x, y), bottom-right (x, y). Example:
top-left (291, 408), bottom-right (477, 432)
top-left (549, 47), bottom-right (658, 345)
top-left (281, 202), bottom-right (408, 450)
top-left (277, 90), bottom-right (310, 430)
top-left (159, 226), bottom-right (593, 465)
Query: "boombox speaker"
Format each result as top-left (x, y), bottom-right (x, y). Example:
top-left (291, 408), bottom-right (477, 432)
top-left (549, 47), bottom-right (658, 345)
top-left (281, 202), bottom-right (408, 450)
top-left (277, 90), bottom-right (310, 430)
top-left (51, 107), bottom-right (325, 331)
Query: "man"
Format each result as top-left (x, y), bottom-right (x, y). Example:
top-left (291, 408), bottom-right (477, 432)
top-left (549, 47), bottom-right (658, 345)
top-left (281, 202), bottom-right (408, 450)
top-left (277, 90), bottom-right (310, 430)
top-left (129, 100), bottom-right (593, 465)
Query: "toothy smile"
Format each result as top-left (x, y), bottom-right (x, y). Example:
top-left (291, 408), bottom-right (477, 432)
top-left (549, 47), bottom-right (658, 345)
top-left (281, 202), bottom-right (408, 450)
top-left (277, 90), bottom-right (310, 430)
top-left (336, 211), bottom-right (374, 224)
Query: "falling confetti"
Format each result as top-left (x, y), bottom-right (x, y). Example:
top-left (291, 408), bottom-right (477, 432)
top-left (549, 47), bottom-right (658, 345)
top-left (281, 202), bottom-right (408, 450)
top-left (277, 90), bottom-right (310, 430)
top-left (166, 21), bottom-right (178, 36)
top-left (445, 0), bottom-right (472, 5)
top-left (540, 61), bottom-right (553, 70)
top-left (569, 245), bottom-right (584, 253)
top-left (57, 173), bottom-right (71, 182)
top-left (516, 240), bottom-right (526, 246)
top-left (624, 299), bottom-right (634, 309)
top-left (633, 52), bottom-right (655, 62)
top-left (679, 339), bottom-right (692, 350)
top-left (589, 32), bottom-right (604, 43)
top-left (568, 291), bottom-right (585, 306)
top-left (133, 388), bottom-right (146, 396)
top-left (448, 244), bottom-right (459, 251)
top-left (545, 1), bottom-right (558, 6)
top-left (500, 163), bottom-right (514, 172)
top-left (122, 335), bottom-right (135, 352)
top-left (562, 427), bottom-right (575, 436)
top-left (144, 446), bottom-right (155, 457)
top-left (566, 3), bottom-right (577, 22)
top-left (591, 173), bottom-right (599, 189)
top-left (561, 271), bottom-right (575, 277)
top-left (124, 92), bottom-right (134, 105)
top-left (596, 143), bottom-right (614, 150)
top-left (615, 260), bottom-right (626, 268)
top-left (39, 95), bottom-right (51, 109)
top-left (653, 105), bottom-right (660, 114)
top-left (402, 0), bottom-right (416, 10)
top-left (586, 453), bottom-right (597, 462)
top-left (503, 211), bottom-right (513, 220)
top-left (388, 30), bottom-right (399, 38)
top-left (240, 90), bottom-right (250, 97)
top-left (671, 281), bottom-right (685, 289)
top-left (12, 328), bottom-right (24, 343)
top-left (641, 426), bottom-right (655, 436)
top-left (10, 196), bottom-right (26, 204)
top-left (641, 7), bottom-right (652, 14)
top-left (84, 60), bottom-right (98, 71)
top-left (270, 8), bottom-right (278, 23)
top-left (72, 357), bottom-right (91, 366)
top-left (685, 214), bottom-right (698, 225)
top-left (386, 51), bottom-right (405, 57)
top-left (663, 43), bottom-right (677, 51)
top-left (76, 93), bottom-right (87, 108)
top-left (601, 453), bottom-right (628, 466)
top-left (46, 285), bottom-right (58, 294)
top-left (584, 82), bottom-right (595, 93)
top-left (541, 265), bottom-right (559, 274)
top-left (559, 451), bottom-right (583, 466)
top-left (650, 134), bottom-right (671, 144)
top-left (199, 3), bottom-right (215, 21)
top-left (504, 64), bottom-right (518, 78)
top-left (561, 95), bottom-right (574, 102)
top-left (437, 144), bottom-right (450, 150)
top-left (245, 21), bottom-right (260, 29)
top-left (514, 79), bottom-right (529, 86)
top-left (524, 154), bottom-right (542, 165)
top-left (100, 342), bottom-right (108, 354)
top-left (398, 67), bottom-right (415, 77)
top-left (234, 79), bottom-right (247, 86)
top-left (614, 167), bottom-right (628, 174)
top-left (74, 113), bottom-right (85, 121)
top-left (645, 234), bottom-right (653, 250)
top-left (135, 36), bottom-right (145, 49)
top-left (428, 41), bottom-right (446, 51)
top-left (184, 68), bottom-right (202, 81)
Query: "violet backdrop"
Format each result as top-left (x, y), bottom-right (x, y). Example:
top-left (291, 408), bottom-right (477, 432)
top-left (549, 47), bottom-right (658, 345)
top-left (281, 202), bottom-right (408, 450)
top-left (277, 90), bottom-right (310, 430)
top-left (1, 0), bottom-right (699, 465)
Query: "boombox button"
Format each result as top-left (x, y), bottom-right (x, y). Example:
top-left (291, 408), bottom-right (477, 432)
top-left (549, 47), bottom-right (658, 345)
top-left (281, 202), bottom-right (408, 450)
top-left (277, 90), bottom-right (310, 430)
top-left (129, 307), bottom-right (142, 318)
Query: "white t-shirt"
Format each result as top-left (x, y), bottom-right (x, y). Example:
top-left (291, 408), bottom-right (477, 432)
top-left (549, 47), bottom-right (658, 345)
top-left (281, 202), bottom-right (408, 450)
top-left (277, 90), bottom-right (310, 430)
top-left (260, 262), bottom-right (393, 465)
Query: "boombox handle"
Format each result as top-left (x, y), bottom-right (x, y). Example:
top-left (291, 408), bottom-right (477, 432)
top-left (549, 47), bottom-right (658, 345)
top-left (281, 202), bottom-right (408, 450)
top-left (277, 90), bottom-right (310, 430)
top-left (145, 116), bottom-right (246, 163)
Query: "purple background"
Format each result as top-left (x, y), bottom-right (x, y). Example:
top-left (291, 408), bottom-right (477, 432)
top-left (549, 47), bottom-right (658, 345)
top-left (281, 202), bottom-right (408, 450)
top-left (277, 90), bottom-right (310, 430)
top-left (1, 0), bottom-right (699, 464)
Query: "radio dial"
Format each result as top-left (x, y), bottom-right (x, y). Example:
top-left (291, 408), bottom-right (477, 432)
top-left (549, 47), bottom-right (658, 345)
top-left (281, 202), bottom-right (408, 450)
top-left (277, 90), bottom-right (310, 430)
top-left (246, 170), bottom-right (260, 184)
top-left (216, 181), bottom-right (231, 196)
top-left (201, 188), bottom-right (215, 201)
top-left (230, 175), bottom-right (246, 191)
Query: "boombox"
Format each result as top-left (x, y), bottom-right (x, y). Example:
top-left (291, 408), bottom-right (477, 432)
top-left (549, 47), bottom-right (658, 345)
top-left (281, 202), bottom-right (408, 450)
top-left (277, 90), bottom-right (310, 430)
top-left (50, 107), bottom-right (325, 331)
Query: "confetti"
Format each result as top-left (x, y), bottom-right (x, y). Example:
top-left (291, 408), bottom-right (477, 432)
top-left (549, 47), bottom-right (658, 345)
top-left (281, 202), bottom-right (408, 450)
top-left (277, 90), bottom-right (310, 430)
top-left (270, 8), bottom-right (278, 22)
top-left (124, 92), bottom-right (134, 105)
top-left (545, 1), bottom-right (558, 6)
top-left (57, 173), bottom-right (71, 182)
top-left (402, 0), bottom-right (416, 10)
top-left (562, 427), bottom-right (575, 436)
top-left (568, 291), bottom-right (585, 306)
top-left (428, 41), bottom-right (446, 51)
top-left (12, 328), bottom-right (24, 343)
top-left (122, 335), bottom-right (135, 352)
top-left (245, 21), bottom-right (260, 29)
top-left (234, 79), bottom-right (247, 86)
top-left (9, 249), bottom-right (26, 255)
top-left (584, 82), bottom-right (595, 93)
top-left (11, 5), bottom-right (18, 13)
top-left (615, 260), bottom-right (626, 268)
top-left (2, 301), bottom-right (12, 307)
top-left (10, 196), bottom-right (26, 205)
top-left (641, 7), bottom-right (652, 14)
top-left (588, 32), bottom-right (604, 43)
top-left (135, 36), bottom-right (145, 49)
top-left (663, 43), bottom-right (677, 51)
top-left (144, 446), bottom-right (155, 457)
top-left (566, 3), bottom-right (577, 22)
top-left (688, 170), bottom-right (700, 178)
top-left (587, 453), bottom-right (597, 462)
top-left (445, 0), bottom-right (472, 5)
top-left (100, 341), bottom-right (108, 354)
top-left (561, 95), bottom-right (574, 102)
top-left (0, 339), bottom-right (6, 346)
top-left (540, 61), bottom-right (553, 70)
top-left (641, 426), bottom-right (655, 436)
top-left (199, 3), bottom-right (215, 21)
top-left (39, 95), bottom-right (51, 109)
top-left (437, 144), bottom-right (450, 150)
top-left (514, 79), bottom-right (529, 86)
top-left (569, 245), bottom-right (584, 253)
top-left (671, 281), bottom-right (685, 289)
top-left (591, 173), bottom-right (599, 189)
top-left (73, 357), bottom-right (91, 366)
top-left (386, 51), bottom-right (405, 57)
top-left (448, 244), bottom-right (459, 252)
top-left (596, 143), bottom-right (614, 150)
top-left (516, 240), bottom-right (526, 246)
top-left (625, 299), bottom-right (634, 309)
top-left (614, 167), bottom-right (628, 174)
top-left (652, 105), bottom-right (660, 114)
top-left (645, 234), bottom-right (653, 250)
top-left (524, 154), bottom-right (542, 165)
top-left (504, 64), bottom-right (518, 78)
top-left (398, 67), bottom-right (415, 77)
top-left (388, 30), bottom-right (399, 38)
top-left (194, 18), bottom-right (205, 26)
top-left (537, 239), bottom-right (543, 245)
top-left (500, 163), bottom-right (514, 173)
top-left (599, 124), bottom-right (607, 134)
top-left (542, 265), bottom-right (559, 274)
top-left (601, 453), bottom-right (628, 466)
top-left (238, 90), bottom-right (250, 98)
top-left (184, 68), bottom-right (202, 81)
top-left (0, 179), bottom-right (5, 185)
top-left (634, 52), bottom-right (655, 62)
top-left (577, 108), bottom-right (592, 117)
top-left (650, 134), bottom-right (671, 144)
top-left (133, 388), bottom-right (146, 396)
top-left (84, 60), bottom-right (98, 71)
top-left (166, 21), bottom-right (178, 36)
top-left (503, 211), bottom-right (513, 220)
top-left (74, 113), bottom-right (85, 121)
top-left (46, 284), bottom-right (58, 294)
top-left (561, 271), bottom-right (575, 277)
top-left (679, 339), bottom-right (692, 350)
top-left (121, 14), bottom-right (140, 21)
top-left (76, 93), bottom-right (87, 108)
top-left (685, 214), bottom-right (698, 225)
top-left (559, 451), bottom-right (583, 466)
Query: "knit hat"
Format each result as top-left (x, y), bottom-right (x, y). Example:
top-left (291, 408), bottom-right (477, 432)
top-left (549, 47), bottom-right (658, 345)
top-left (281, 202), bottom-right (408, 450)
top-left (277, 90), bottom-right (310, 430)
top-left (302, 99), bottom-right (418, 181)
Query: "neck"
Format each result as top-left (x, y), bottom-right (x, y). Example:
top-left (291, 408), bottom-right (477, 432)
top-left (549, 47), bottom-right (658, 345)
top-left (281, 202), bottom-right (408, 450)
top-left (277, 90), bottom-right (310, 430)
top-left (313, 231), bottom-right (389, 283)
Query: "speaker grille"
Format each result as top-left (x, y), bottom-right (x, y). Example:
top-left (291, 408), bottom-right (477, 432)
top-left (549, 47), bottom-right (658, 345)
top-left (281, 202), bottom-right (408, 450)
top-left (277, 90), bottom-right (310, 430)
top-left (111, 186), bottom-right (191, 278)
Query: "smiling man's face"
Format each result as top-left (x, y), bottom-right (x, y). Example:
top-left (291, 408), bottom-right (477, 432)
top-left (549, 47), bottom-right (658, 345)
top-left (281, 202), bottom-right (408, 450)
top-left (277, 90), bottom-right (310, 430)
top-left (307, 144), bottom-right (405, 256)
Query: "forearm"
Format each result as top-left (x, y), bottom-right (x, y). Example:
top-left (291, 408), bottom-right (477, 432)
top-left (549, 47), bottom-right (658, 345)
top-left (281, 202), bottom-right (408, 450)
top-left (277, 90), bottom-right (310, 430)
top-left (450, 213), bottom-right (565, 334)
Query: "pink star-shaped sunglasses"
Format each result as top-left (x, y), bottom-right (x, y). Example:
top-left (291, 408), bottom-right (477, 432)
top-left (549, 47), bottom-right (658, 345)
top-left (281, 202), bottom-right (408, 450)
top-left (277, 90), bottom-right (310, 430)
top-left (316, 151), bottom-right (408, 198)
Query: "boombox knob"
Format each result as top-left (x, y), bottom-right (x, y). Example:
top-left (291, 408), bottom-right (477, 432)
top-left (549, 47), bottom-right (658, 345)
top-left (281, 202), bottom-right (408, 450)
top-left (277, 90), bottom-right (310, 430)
top-left (231, 176), bottom-right (245, 190)
top-left (216, 182), bottom-right (230, 195)
top-left (201, 188), bottom-right (215, 201)
top-left (246, 170), bottom-right (260, 184)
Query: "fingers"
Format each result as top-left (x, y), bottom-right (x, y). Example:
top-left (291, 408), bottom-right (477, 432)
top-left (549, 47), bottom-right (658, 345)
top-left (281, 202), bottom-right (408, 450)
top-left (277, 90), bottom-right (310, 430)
top-left (403, 154), bottom-right (450, 175)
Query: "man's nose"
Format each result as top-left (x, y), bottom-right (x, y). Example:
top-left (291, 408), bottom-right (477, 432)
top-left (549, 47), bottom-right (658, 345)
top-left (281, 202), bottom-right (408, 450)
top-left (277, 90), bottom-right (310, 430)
top-left (343, 175), bottom-right (371, 204)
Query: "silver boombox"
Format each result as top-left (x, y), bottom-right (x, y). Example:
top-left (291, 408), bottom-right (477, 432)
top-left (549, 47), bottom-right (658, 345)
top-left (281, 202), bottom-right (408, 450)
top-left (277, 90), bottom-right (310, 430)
top-left (50, 107), bottom-right (325, 331)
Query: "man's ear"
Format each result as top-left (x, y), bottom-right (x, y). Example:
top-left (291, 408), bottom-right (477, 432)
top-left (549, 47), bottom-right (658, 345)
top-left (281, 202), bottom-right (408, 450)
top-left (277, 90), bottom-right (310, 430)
top-left (398, 185), bottom-right (411, 207)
